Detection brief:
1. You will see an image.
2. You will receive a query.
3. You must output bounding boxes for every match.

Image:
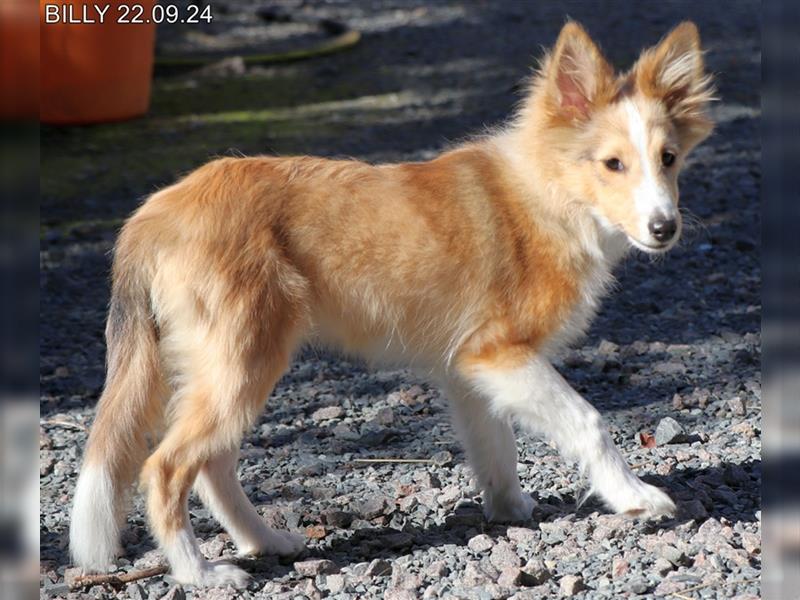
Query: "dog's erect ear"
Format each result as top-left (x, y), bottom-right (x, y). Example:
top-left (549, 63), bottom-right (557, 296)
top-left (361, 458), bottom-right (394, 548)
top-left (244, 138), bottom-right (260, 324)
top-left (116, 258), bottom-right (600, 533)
top-left (634, 22), bottom-right (715, 143)
top-left (544, 21), bottom-right (614, 121)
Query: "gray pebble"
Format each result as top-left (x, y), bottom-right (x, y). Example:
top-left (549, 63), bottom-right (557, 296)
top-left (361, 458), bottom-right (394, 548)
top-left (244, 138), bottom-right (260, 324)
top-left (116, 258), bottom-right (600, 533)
top-left (324, 509), bottom-right (354, 528)
top-left (660, 544), bottom-right (688, 566)
top-left (311, 405), bottom-right (344, 421)
top-left (728, 396), bottom-right (747, 415)
top-left (364, 559), bottom-right (393, 577)
top-left (497, 567), bottom-right (537, 588)
top-left (628, 578), bottom-right (649, 594)
top-left (506, 526), bottom-right (538, 545)
top-left (160, 586), bottom-right (185, 600)
top-left (360, 495), bottom-right (392, 519)
top-left (295, 558), bottom-right (339, 576)
top-left (43, 582), bottom-right (71, 596)
top-left (490, 540), bottom-right (521, 570)
top-left (655, 417), bottom-right (686, 445)
top-left (326, 574), bottom-right (346, 594)
top-left (654, 557), bottom-right (674, 576)
top-left (559, 574), bottom-right (585, 596)
top-left (127, 583), bottom-right (148, 600)
top-left (431, 450), bottom-right (453, 466)
top-left (467, 534), bottom-right (494, 553)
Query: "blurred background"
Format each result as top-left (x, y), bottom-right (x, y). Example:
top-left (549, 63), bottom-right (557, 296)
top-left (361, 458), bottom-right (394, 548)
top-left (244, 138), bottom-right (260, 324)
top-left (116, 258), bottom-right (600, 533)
top-left (1, 0), bottom-right (794, 598)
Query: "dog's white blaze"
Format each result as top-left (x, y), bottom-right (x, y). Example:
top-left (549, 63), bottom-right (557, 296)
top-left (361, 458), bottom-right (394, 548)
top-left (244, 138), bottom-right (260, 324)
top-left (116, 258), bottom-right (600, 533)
top-left (624, 100), bottom-right (674, 241)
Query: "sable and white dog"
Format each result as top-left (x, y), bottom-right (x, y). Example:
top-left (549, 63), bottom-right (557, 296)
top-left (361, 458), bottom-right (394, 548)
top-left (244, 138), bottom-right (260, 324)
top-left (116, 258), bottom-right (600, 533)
top-left (70, 21), bottom-right (714, 586)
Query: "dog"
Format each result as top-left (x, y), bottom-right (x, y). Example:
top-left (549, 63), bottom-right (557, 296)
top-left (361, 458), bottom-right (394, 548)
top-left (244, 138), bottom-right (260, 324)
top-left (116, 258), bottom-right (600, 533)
top-left (69, 21), bottom-right (714, 586)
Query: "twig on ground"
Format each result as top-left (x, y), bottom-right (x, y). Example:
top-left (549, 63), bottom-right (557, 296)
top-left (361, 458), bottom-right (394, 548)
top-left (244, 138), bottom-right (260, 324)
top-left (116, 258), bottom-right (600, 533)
top-left (669, 577), bottom-right (759, 598)
top-left (69, 565), bottom-right (169, 590)
top-left (40, 419), bottom-right (87, 432)
top-left (353, 458), bottom-right (434, 464)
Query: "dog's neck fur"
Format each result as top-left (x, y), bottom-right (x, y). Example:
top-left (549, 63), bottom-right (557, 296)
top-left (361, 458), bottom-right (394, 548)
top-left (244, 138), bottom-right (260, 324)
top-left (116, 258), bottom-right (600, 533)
top-left (486, 126), bottom-right (631, 352)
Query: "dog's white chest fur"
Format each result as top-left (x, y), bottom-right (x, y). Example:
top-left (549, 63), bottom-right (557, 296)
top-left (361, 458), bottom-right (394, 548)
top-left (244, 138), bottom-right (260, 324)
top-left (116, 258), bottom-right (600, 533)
top-left (544, 212), bottom-right (629, 355)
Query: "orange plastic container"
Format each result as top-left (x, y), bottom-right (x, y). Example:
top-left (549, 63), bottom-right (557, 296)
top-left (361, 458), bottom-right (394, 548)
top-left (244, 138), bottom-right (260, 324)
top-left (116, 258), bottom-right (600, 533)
top-left (0, 1), bottom-right (39, 120)
top-left (40, 1), bottom-right (157, 124)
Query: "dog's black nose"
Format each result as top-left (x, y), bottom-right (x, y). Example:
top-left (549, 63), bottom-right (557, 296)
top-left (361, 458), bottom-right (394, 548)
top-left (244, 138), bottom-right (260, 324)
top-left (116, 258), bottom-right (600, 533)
top-left (648, 216), bottom-right (678, 243)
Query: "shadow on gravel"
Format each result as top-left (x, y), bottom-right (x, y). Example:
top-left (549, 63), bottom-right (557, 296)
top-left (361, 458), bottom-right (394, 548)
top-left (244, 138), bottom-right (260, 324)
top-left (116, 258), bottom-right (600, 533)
top-left (39, 459), bottom-right (760, 582)
top-left (235, 461), bottom-right (761, 584)
top-left (644, 459), bottom-right (761, 525)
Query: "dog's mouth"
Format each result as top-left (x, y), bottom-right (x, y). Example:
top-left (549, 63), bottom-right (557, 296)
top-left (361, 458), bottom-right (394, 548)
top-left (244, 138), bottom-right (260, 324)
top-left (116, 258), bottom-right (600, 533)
top-left (626, 236), bottom-right (675, 254)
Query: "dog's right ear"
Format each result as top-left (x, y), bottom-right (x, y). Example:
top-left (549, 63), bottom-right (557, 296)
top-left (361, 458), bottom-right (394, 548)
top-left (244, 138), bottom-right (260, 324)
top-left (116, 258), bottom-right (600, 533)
top-left (543, 21), bottom-right (615, 122)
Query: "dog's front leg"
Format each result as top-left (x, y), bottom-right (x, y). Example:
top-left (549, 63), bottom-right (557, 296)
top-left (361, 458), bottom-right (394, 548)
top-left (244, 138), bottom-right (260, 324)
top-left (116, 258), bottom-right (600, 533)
top-left (445, 379), bottom-right (536, 522)
top-left (464, 354), bottom-right (675, 518)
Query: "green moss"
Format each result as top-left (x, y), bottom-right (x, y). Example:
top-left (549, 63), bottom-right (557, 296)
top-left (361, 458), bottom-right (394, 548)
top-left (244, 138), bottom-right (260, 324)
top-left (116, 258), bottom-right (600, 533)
top-left (149, 71), bottom-right (363, 116)
top-left (40, 70), bottom-right (364, 226)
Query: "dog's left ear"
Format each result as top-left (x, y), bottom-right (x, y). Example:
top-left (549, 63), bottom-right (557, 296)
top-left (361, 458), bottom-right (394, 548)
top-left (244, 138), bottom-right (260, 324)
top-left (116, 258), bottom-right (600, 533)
top-left (634, 22), bottom-right (715, 144)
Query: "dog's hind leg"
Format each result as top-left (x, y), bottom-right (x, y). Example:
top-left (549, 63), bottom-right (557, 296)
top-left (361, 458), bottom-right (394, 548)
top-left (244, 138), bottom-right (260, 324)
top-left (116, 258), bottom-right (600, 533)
top-left (139, 361), bottom-right (295, 588)
top-left (140, 284), bottom-right (308, 585)
top-left (139, 383), bottom-right (250, 587)
top-left (194, 447), bottom-right (305, 558)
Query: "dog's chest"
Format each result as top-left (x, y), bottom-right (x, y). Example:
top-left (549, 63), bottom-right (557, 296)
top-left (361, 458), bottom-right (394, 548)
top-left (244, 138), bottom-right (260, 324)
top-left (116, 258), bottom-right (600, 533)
top-left (542, 229), bottom-right (626, 354)
top-left (553, 261), bottom-right (613, 350)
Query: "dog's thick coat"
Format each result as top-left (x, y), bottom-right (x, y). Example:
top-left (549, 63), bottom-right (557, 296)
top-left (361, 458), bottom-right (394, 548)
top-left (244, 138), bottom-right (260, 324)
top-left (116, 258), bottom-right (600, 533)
top-left (71, 22), bottom-right (714, 586)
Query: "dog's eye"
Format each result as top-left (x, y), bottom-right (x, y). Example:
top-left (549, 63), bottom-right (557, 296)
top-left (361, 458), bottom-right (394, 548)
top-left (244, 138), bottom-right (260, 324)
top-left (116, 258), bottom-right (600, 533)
top-left (661, 151), bottom-right (676, 167)
top-left (604, 158), bottom-right (624, 172)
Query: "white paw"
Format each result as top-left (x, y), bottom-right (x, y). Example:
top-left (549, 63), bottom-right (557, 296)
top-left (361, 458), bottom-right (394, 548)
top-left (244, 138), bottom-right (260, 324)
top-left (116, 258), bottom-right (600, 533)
top-left (484, 492), bottom-right (536, 523)
top-left (612, 482), bottom-right (676, 519)
top-left (174, 561), bottom-right (250, 588)
top-left (238, 529), bottom-right (305, 558)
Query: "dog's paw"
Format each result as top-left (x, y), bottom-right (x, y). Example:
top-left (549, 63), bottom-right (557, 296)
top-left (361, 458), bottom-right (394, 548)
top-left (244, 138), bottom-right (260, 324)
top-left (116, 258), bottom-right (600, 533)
top-left (174, 561), bottom-right (250, 588)
top-left (274, 530), bottom-right (307, 556)
top-left (238, 529), bottom-right (305, 558)
top-left (614, 482), bottom-right (676, 519)
top-left (484, 492), bottom-right (536, 523)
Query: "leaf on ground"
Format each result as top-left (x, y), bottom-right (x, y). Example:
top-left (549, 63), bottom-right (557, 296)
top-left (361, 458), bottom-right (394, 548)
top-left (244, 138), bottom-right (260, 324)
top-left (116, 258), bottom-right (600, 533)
top-left (305, 525), bottom-right (327, 539)
top-left (639, 432), bottom-right (657, 448)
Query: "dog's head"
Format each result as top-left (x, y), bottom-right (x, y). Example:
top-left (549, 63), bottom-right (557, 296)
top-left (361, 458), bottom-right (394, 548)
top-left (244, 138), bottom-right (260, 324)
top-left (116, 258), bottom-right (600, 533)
top-left (528, 21), bottom-right (715, 253)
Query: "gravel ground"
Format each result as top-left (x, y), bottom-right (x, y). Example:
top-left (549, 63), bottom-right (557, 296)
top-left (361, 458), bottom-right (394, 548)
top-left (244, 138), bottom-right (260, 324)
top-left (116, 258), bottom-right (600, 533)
top-left (40, 1), bottom-right (761, 599)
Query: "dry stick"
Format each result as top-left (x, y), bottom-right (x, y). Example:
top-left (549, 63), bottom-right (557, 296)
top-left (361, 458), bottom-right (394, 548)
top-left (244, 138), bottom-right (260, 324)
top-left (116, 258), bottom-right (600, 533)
top-left (669, 577), bottom-right (760, 599)
top-left (353, 458), bottom-right (434, 464)
top-left (628, 462), bottom-right (662, 471)
top-left (40, 419), bottom-right (87, 432)
top-left (69, 565), bottom-right (169, 591)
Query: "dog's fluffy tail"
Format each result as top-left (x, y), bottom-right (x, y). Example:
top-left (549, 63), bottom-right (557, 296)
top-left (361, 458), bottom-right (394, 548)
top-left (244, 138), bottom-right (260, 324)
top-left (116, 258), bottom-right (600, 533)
top-left (70, 226), bottom-right (166, 572)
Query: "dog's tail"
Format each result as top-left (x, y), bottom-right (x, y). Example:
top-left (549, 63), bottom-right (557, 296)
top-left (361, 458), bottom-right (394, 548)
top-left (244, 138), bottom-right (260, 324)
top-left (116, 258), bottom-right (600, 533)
top-left (70, 221), bottom-right (167, 572)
